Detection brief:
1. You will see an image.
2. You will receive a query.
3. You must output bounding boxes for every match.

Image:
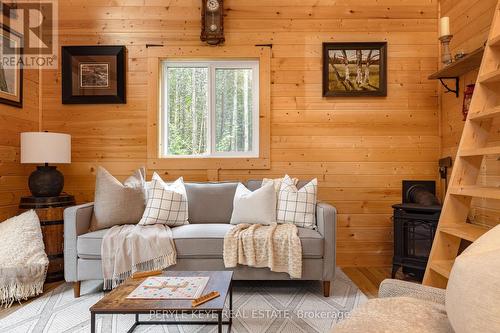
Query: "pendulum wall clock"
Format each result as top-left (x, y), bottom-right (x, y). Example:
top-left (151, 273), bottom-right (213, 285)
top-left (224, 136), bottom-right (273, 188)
top-left (200, 0), bottom-right (225, 45)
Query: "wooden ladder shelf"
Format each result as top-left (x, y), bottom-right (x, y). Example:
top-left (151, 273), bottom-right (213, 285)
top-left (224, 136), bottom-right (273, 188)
top-left (423, 2), bottom-right (500, 288)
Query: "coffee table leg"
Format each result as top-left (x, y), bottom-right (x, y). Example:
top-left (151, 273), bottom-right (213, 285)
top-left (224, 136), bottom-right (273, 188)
top-left (218, 311), bottom-right (222, 333)
top-left (125, 314), bottom-right (139, 333)
top-left (90, 312), bottom-right (95, 333)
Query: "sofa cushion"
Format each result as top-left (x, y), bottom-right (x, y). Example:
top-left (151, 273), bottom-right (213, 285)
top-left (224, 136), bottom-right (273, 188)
top-left (277, 175), bottom-right (317, 229)
top-left (230, 182), bottom-right (276, 225)
top-left (172, 224), bottom-right (232, 258)
top-left (76, 224), bottom-right (324, 259)
top-left (90, 167), bottom-right (146, 231)
top-left (173, 224), bottom-right (323, 259)
top-left (185, 182), bottom-right (238, 224)
top-left (263, 226), bottom-right (325, 255)
top-left (139, 174), bottom-right (189, 227)
top-left (77, 229), bottom-right (108, 259)
top-left (334, 297), bottom-right (453, 333)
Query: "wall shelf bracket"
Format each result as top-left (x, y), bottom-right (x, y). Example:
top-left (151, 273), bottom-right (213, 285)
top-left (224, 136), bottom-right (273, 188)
top-left (427, 46), bottom-right (484, 99)
top-left (438, 77), bottom-right (459, 97)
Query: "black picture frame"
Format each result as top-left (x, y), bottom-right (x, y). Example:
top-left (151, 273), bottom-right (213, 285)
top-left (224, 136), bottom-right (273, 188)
top-left (0, 24), bottom-right (23, 108)
top-left (323, 42), bottom-right (387, 97)
top-left (62, 46), bottom-right (126, 104)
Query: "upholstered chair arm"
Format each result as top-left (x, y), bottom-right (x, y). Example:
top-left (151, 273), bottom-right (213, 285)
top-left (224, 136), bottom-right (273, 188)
top-left (316, 202), bottom-right (337, 282)
top-left (63, 202), bottom-right (94, 282)
top-left (379, 279), bottom-right (446, 305)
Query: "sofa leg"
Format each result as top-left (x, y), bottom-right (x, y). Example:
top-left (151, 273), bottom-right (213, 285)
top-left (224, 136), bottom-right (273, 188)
top-left (74, 281), bottom-right (81, 298)
top-left (323, 281), bottom-right (331, 297)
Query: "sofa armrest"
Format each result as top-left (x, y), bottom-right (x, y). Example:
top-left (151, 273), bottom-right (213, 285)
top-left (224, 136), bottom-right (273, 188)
top-left (316, 202), bottom-right (336, 281)
top-left (64, 202), bottom-right (94, 282)
top-left (379, 279), bottom-right (445, 305)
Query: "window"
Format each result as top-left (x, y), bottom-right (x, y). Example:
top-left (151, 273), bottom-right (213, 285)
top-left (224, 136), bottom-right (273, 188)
top-left (161, 60), bottom-right (259, 158)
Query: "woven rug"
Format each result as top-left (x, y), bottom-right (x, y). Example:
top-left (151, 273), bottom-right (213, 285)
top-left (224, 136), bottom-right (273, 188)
top-left (0, 269), bottom-right (366, 333)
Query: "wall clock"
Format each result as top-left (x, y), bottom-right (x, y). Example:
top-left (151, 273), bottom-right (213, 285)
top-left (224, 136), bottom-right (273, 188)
top-left (200, 0), bottom-right (225, 45)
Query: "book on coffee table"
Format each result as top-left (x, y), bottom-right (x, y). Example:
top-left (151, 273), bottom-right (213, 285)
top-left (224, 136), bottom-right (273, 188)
top-left (127, 276), bottom-right (209, 300)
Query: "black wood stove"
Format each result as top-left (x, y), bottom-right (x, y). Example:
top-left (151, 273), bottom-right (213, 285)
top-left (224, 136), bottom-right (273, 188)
top-left (392, 180), bottom-right (442, 280)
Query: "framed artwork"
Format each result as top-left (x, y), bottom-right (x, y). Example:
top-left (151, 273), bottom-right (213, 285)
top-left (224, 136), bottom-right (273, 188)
top-left (323, 42), bottom-right (387, 97)
top-left (0, 24), bottom-right (23, 108)
top-left (62, 46), bottom-right (126, 104)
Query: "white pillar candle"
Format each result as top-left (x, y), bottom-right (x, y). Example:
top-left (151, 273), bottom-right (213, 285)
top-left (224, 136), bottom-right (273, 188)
top-left (440, 17), bottom-right (450, 37)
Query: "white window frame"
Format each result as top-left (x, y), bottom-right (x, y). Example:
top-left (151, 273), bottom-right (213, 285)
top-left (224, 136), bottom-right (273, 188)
top-left (161, 59), bottom-right (260, 158)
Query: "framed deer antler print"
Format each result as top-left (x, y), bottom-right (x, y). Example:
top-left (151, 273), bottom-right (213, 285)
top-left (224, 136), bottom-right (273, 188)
top-left (323, 42), bottom-right (387, 97)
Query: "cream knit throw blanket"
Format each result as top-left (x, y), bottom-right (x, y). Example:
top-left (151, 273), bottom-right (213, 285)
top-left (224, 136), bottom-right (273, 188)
top-left (0, 210), bottom-right (48, 308)
top-left (224, 223), bottom-right (302, 279)
top-left (102, 224), bottom-right (176, 289)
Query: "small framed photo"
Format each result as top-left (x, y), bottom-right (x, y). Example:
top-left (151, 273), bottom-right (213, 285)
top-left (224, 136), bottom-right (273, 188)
top-left (0, 24), bottom-right (23, 108)
top-left (62, 46), bottom-right (126, 104)
top-left (323, 42), bottom-right (387, 97)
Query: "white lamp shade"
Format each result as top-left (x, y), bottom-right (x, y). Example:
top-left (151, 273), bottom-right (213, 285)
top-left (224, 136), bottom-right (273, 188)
top-left (21, 132), bottom-right (71, 164)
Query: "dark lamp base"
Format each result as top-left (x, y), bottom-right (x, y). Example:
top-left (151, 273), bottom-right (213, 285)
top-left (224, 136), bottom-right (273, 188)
top-left (28, 165), bottom-right (64, 197)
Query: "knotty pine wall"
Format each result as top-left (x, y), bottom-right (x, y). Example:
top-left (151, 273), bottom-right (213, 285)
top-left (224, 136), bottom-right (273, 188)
top-left (0, 9), bottom-right (41, 221)
top-left (41, 0), bottom-right (441, 267)
top-left (439, 0), bottom-right (500, 228)
top-left (0, 68), bottom-right (40, 221)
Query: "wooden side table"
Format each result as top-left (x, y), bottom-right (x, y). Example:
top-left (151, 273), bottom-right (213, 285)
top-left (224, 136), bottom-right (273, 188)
top-left (19, 194), bottom-right (76, 283)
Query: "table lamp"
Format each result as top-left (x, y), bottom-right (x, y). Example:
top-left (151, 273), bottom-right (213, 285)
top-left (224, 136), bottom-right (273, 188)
top-left (21, 132), bottom-right (71, 197)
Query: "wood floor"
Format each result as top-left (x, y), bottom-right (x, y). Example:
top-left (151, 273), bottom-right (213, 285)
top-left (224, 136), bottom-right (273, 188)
top-left (343, 266), bottom-right (398, 298)
top-left (343, 266), bottom-right (420, 299)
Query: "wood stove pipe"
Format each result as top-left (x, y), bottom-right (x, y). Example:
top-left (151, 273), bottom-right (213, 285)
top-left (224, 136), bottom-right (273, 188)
top-left (406, 185), bottom-right (441, 206)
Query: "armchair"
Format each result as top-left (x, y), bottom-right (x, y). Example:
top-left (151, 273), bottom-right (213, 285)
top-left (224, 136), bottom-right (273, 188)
top-left (334, 224), bottom-right (500, 333)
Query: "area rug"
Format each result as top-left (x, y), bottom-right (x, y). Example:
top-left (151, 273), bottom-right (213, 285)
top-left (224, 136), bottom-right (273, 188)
top-left (0, 268), bottom-right (367, 333)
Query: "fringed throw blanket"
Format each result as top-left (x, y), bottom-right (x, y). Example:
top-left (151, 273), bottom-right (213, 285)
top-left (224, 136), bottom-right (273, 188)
top-left (102, 224), bottom-right (176, 289)
top-left (223, 223), bottom-right (302, 279)
top-left (0, 210), bottom-right (48, 308)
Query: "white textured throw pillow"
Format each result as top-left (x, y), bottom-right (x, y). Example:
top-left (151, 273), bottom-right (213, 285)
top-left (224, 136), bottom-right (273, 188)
top-left (230, 182), bottom-right (276, 225)
top-left (277, 175), bottom-right (317, 229)
top-left (138, 173), bottom-right (188, 226)
top-left (0, 210), bottom-right (48, 306)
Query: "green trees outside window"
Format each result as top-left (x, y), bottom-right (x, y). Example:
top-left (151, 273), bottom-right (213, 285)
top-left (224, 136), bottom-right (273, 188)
top-left (162, 60), bottom-right (259, 157)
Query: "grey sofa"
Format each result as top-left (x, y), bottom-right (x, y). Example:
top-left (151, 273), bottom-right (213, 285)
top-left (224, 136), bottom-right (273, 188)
top-left (64, 180), bottom-right (336, 298)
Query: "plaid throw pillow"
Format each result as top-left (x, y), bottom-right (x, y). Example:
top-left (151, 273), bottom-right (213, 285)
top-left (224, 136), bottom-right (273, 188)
top-left (277, 175), bottom-right (317, 229)
top-left (138, 173), bottom-right (188, 226)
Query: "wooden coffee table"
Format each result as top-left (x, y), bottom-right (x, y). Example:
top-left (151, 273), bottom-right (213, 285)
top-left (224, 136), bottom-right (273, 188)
top-left (90, 271), bottom-right (233, 333)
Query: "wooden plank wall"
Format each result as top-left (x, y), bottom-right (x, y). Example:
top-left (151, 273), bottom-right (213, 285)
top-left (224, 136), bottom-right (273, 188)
top-left (0, 68), bottom-right (39, 221)
top-left (41, 0), bottom-right (441, 267)
top-left (439, 0), bottom-right (499, 228)
top-left (0, 2), bottom-right (42, 222)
